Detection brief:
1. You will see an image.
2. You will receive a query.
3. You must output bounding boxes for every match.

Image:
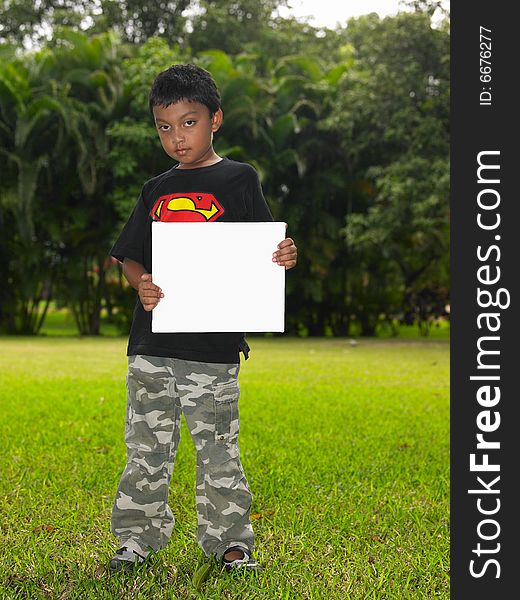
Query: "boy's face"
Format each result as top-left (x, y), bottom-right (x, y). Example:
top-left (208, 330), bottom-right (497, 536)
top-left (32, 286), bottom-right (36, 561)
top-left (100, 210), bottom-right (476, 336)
top-left (153, 100), bottom-right (223, 169)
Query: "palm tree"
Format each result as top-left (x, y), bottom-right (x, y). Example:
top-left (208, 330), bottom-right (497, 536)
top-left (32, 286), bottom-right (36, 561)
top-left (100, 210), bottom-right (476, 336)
top-left (0, 28), bottom-right (129, 334)
top-left (0, 56), bottom-right (70, 333)
top-left (40, 28), bottom-right (128, 335)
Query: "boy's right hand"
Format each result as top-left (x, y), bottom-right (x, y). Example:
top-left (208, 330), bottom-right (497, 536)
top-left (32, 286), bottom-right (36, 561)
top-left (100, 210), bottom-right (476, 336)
top-left (138, 273), bottom-right (164, 311)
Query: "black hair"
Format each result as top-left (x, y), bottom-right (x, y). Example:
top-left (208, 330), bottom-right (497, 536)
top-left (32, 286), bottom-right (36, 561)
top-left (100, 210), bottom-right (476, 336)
top-left (148, 63), bottom-right (221, 121)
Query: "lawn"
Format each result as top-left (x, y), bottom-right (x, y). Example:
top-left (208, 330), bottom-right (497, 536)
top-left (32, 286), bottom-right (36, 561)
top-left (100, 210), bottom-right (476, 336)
top-left (0, 335), bottom-right (449, 599)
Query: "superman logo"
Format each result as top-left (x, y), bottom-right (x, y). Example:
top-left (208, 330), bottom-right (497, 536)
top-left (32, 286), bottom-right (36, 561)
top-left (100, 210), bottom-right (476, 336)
top-left (151, 192), bottom-right (224, 222)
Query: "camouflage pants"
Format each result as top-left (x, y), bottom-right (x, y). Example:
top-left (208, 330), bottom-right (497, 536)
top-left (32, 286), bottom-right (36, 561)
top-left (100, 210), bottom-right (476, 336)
top-left (111, 354), bottom-right (254, 560)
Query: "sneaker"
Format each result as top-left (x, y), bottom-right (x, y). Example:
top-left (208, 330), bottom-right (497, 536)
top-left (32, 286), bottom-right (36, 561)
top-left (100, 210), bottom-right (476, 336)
top-left (221, 545), bottom-right (263, 572)
top-left (109, 546), bottom-right (147, 573)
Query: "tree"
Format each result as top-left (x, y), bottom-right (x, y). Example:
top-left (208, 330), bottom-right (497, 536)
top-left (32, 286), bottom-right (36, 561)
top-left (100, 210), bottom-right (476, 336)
top-left (0, 0), bottom-right (190, 48)
top-left (325, 10), bottom-right (450, 334)
top-left (0, 54), bottom-right (71, 333)
top-left (91, 0), bottom-right (190, 45)
top-left (0, 28), bottom-right (141, 335)
top-left (188, 0), bottom-right (288, 55)
top-left (41, 29), bottom-right (133, 335)
top-left (0, 0), bottom-right (93, 48)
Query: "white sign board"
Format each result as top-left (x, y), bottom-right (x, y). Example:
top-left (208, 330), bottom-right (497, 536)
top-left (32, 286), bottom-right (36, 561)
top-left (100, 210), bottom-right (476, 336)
top-left (151, 222), bottom-right (286, 332)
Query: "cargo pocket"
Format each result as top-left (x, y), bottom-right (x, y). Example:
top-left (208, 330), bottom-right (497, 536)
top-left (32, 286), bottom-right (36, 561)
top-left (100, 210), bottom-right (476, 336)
top-left (213, 381), bottom-right (240, 445)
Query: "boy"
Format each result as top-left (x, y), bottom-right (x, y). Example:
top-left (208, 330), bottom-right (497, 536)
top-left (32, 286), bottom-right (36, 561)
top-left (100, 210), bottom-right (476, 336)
top-left (108, 64), bottom-right (297, 573)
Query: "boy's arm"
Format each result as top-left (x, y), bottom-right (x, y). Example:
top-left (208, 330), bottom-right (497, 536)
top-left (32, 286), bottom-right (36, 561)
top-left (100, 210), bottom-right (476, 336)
top-left (123, 257), bottom-right (164, 311)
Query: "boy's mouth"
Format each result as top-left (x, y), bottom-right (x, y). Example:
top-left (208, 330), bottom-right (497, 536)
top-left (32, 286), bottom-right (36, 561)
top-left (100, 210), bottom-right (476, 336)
top-left (176, 148), bottom-right (188, 156)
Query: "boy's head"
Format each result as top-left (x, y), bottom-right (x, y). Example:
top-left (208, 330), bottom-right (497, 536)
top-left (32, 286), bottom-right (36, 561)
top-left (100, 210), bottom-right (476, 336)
top-left (149, 64), bottom-right (224, 169)
top-left (148, 63), bottom-right (221, 120)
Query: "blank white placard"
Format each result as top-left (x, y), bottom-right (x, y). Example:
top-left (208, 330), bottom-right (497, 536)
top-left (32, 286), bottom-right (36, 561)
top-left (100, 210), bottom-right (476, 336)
top-left (151, 222), bottom-right (286, 332)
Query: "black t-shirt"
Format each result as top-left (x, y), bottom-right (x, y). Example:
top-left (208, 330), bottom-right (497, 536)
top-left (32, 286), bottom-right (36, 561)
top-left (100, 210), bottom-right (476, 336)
top-left (110, 157), bottom-right (274, 363)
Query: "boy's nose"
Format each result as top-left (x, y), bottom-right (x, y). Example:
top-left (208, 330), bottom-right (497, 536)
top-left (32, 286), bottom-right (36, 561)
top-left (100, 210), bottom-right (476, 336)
top-left (172, 128), bottom-right (185, 143)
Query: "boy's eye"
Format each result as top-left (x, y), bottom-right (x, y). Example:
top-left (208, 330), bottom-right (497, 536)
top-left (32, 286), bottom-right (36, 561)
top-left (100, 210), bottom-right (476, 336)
top-left (158, 125), bottom-right (169, 131)
top-left (185, 120), bottom-right (196, 127)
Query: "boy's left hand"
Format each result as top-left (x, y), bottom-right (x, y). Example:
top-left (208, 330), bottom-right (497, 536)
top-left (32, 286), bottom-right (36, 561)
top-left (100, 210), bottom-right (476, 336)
top-left (273, 237), bottom-right (298, 270)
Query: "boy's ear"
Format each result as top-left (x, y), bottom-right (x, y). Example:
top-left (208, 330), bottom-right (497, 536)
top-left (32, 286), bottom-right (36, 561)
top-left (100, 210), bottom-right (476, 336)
top-left (211, 108), bottom-right (223, 132)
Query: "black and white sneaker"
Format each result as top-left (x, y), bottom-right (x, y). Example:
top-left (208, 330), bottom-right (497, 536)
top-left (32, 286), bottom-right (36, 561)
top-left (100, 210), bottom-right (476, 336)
top-left (221, 545), bottom-right (263, 572)
top-left (109, 546), bottom-right (147, 573)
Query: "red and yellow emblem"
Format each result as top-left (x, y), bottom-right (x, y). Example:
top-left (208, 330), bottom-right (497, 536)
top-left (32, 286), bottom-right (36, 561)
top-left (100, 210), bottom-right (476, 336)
top-left (151, 192), bottom-right (224, 222)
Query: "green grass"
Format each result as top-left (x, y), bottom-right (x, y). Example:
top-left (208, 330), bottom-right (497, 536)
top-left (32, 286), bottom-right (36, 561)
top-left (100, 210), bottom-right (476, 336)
top-left (39, 307), bottom-right (121, 337)
top-left (0, 336), bottom-right (449, 599)
top-left (38, 305), bottom-right (450, 341)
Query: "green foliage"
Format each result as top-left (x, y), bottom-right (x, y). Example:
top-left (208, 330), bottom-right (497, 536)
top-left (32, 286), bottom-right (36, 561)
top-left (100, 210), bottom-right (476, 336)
top-left (0, 6), bottom-right (450, 337)
top-left (0, 0), bottom-right (190, 47)
top-left (322, 11), bottom-right (450, 334)
top-left (188, 0), bottom-right (289, 55)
